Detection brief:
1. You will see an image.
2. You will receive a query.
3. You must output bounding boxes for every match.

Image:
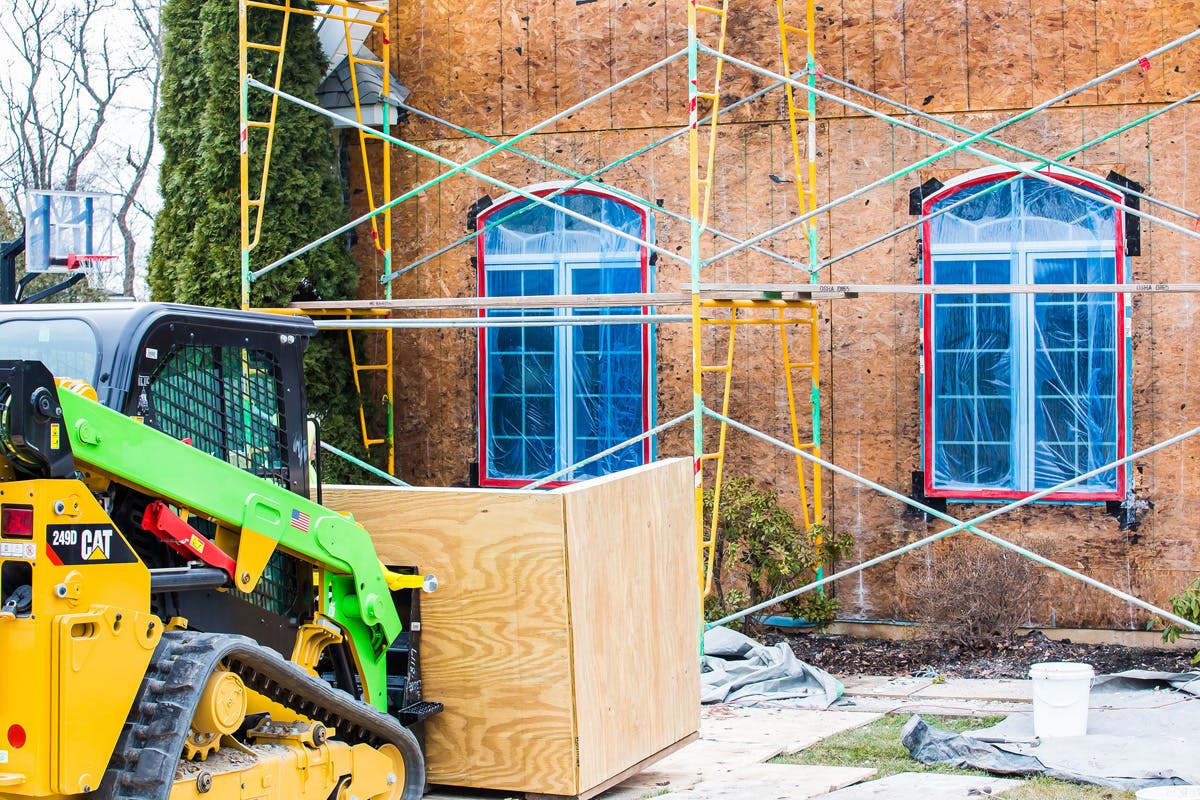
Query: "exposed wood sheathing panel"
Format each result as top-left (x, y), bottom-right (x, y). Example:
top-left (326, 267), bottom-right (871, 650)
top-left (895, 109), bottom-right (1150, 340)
top-left (321, 485), bottom-right (576, 793)
top-left (363, 0), bottom-right (1200, 629)
top-left (320, 458), bottom-right (698, 795)
top-left (559, 457), bottom-right (700, 789)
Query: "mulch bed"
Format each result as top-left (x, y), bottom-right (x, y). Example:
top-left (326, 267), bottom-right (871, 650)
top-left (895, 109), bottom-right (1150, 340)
top-left (768, 629), bottom-right (1199, 679)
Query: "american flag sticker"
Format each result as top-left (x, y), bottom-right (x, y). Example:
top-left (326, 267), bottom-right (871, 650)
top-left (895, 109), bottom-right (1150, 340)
top-left (290, 509), bottom-right (311, 532)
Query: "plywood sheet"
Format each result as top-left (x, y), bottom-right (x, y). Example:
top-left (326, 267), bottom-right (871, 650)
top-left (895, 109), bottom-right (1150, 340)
top-left (499, 0), bottom-right (533, 133)
top-left (871, 0), bottom-right (904, 110)
top-left (965, 0), bottom-right (1032, 111)
top-left (1028, 3), bottom-right (1066, 103)
top-left (1060, 1), bottom-right (1098, 107)
top-left (839, 0), bottom-right (874, 104)
top-left (552, 0), bottom-right (614, 132)
top-left (902, 0), bottom-right (967, 112)
top-left (319, 485), bottom-right (578, 794)
top-left (612, 0), bottom-right (673, 130)
top-left (1095, 0), bottom-right (1163, 107)
top-left (559, 458), bottom-right (700, 790)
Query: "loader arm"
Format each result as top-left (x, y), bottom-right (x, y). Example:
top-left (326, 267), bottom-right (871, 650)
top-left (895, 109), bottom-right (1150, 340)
top-left (55, 383), bottom-right (402, 710)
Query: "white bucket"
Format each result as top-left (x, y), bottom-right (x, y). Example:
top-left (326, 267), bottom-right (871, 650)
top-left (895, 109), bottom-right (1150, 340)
top-left (1135, 787), bottom-right (1200, 800)
top-left (1029, 661), bottom-right (1093, 738)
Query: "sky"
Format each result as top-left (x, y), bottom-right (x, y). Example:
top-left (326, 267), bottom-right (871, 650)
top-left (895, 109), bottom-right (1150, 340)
top-left (0, 0), bottom-right (161, 298)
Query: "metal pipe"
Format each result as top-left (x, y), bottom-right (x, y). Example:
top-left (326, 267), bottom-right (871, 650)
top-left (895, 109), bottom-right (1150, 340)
top-left (522, 411), bottom-right (695, 489)
top-left (701, 408), bottom-right (1200, 634)
top-left (149, 567), bottom-right (230, 593)
top-left (820, 72), bottom-right (1198, 222)
top-left (694, 282), bottom-right (1200, 295)
top-left (314, 315), bottom-right (690, 329)
top-left (812, 91), bottom-right (1200, 273)
top-left (319, 440), bottom-right (410, 486)
top-left (384, 69), bottom-right (811, 284)
top-left (245, 78), bottom-right (687, 279)
top-left (700, 48), bottom-right (1200, 264)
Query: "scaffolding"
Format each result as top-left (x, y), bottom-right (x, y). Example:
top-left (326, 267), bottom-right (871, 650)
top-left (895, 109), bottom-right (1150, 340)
top-left (235, 0), bottom-right (1200, 635)
top-left (238, 0), bottom-right (398, 474)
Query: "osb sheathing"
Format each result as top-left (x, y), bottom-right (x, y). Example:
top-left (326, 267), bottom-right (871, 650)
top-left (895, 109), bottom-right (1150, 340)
top-left (344, 0), bottom-right (1200, 628)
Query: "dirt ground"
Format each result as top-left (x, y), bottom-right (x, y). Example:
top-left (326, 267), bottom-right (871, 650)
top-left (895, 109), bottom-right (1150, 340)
top-left (771, 629), bottom-right (1200, 679)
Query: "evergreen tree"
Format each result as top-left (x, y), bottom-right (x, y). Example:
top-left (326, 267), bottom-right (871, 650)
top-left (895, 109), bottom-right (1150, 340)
top-left (151, 0), bottom-right (372, 481)
top-left (146, 0), bottom-right (207, 296)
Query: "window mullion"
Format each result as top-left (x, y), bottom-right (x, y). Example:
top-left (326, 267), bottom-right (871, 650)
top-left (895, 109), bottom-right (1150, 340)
top-left (1016, 249), bottom-right (1034, 493)
top-left (558, 255), bottom-right (575, 479)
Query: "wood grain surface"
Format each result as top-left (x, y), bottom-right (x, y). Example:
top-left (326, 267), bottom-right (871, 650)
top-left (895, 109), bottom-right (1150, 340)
top-left (321, 457), bottom-right (699, 795)
top-left (559, 458), bottom-right (699, 790)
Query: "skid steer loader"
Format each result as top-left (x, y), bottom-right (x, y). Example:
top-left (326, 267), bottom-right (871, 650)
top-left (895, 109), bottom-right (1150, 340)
top-left (0, 302), bottom-right (438, 800)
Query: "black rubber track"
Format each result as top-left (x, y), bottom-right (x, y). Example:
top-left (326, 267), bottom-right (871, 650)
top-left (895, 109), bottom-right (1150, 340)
top-left (96, 630), bottom-right (424, 800)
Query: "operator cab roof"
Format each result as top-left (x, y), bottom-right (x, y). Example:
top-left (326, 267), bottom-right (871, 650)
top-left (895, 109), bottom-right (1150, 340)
top-left (0, 302), bottom-right (316, 408)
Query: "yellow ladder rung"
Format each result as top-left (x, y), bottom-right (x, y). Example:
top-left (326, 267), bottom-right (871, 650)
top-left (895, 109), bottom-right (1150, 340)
top-left (246, 199), bottom-right (264, 207)
top-left (247, 41), bottom-right (284, 52)
top-left (350, 56), bottom-right (386, 67)
top-left (696, 92), bottom-right (719, 101)
top-left (699, 453), bottom-right (722, 462)
top-left (786, 361), bottom-right (815, 369)
top-left (354, 364), bottom-right (388, 372)
top-left (364, 437), bottom-right (386, 446)
top-left (696, 4), bottom-right (726, 14)
top-left (247, 121), bottom-right (273, 129)
top-left (700, 364), bottom-right (731, 373)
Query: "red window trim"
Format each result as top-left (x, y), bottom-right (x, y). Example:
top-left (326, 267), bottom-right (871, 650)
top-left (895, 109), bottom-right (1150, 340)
top-left (475, 186), bottom-right (653, 488)
top-left (920, 169), bottom-right (1128, 502)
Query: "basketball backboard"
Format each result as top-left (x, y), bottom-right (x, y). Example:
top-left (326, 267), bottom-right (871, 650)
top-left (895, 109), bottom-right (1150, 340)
top-left (24, 190), bottom-right (117, 274)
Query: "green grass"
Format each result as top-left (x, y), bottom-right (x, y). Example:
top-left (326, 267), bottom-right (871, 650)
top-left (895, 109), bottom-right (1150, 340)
top-left (774, 714), bottom-right (1136, 800)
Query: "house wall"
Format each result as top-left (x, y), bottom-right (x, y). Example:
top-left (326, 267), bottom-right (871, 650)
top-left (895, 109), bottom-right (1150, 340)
top-left (351, 0), bottom-right (1200, 628)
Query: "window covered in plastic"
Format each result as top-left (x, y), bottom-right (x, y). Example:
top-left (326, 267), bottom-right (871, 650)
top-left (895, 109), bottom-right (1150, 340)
top-left (922, 174), bottom-right (1126, 500)
top-left (478, 189), bottom-right (653, 485)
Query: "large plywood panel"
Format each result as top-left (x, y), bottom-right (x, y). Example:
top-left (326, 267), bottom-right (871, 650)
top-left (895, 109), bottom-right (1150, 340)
top-left (903, 0), bottom-right (968, 112)
top-left (1094, 0), bottom-right (1163, 106)
top-left (965, 0), bottom-right (1032, 111)
top-left (1060, 1), bottom-right (1098, 107)
top-left (555, 0), bottom-right (615, 132)
top-left (320, 486), bottom-right (578, 794)
top-left (1028, 3), bottom-right (1065, 103)
top-left (560, 458), bottom-right (699, 790)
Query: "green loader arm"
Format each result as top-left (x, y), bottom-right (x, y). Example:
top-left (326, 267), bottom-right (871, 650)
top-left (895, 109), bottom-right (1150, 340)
top-left (56, 385), bottom-right (400, 710)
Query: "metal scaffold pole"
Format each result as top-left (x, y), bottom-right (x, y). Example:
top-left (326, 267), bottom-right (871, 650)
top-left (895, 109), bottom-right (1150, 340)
top-left (687, 0), bottom-right (708, 600)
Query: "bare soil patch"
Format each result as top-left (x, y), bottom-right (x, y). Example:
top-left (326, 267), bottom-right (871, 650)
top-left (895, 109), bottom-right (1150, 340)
top-left (772, 629), bottom-right (1198, 679)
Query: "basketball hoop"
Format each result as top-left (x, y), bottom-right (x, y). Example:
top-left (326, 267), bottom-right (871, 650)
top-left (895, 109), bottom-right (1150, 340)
top-left (24, 190), bottom-right (118, 278)
top-left (49, 253), bottom-right (116, 286)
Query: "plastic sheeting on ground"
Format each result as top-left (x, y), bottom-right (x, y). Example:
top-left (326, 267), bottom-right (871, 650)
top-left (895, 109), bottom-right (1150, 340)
top-left (903, 670), bottom-right (1200, 790)
top-left (701, 626), bottom-right (844, 708)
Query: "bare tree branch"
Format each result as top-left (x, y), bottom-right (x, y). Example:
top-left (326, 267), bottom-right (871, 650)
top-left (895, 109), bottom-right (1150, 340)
top-left (0, 0), bottom-right (161, 297)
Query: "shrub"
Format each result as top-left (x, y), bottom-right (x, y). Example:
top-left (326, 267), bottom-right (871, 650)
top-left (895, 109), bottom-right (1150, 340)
top-left (703, 476), bottom-right (852, 637)
top-left (1159, 578), bottom-right (1200, 664)
top-left (903, 536), bottom-right (1049, 648)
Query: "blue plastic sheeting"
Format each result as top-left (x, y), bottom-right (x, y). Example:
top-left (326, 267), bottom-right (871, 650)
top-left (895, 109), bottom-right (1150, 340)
top-left (927, 176), bottom-right (1122, 495)
top-left (480, 191), bottom-right (653, 482)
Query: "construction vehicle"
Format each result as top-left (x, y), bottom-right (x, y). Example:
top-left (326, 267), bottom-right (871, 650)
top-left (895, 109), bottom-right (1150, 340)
top-left (0, 302), bottom-right (439, 800)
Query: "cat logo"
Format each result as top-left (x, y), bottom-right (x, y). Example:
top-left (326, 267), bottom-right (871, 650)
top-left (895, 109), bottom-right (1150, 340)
top-left (47, 524), bottom-right (137, 566)
top-left (81, 528), bottom-right (113, 561)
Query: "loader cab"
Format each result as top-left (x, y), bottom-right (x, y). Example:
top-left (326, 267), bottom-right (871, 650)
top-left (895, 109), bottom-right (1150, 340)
top-left (0, 302), bottom-right (315, 496)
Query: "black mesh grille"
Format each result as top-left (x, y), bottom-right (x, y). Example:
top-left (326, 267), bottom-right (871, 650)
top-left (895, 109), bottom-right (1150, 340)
top-left (237, 550), bottom-right (307, 617)
top-left (146, 345), bottom-right (290, 489)
top-left (145, 344), bottom-right (308, 619)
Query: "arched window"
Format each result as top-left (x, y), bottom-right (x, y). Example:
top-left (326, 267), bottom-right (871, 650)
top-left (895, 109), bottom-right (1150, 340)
top-left (477, 183), bottom-right (655, 486)
top-left (921, 166), bottom-right (1128, 500)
